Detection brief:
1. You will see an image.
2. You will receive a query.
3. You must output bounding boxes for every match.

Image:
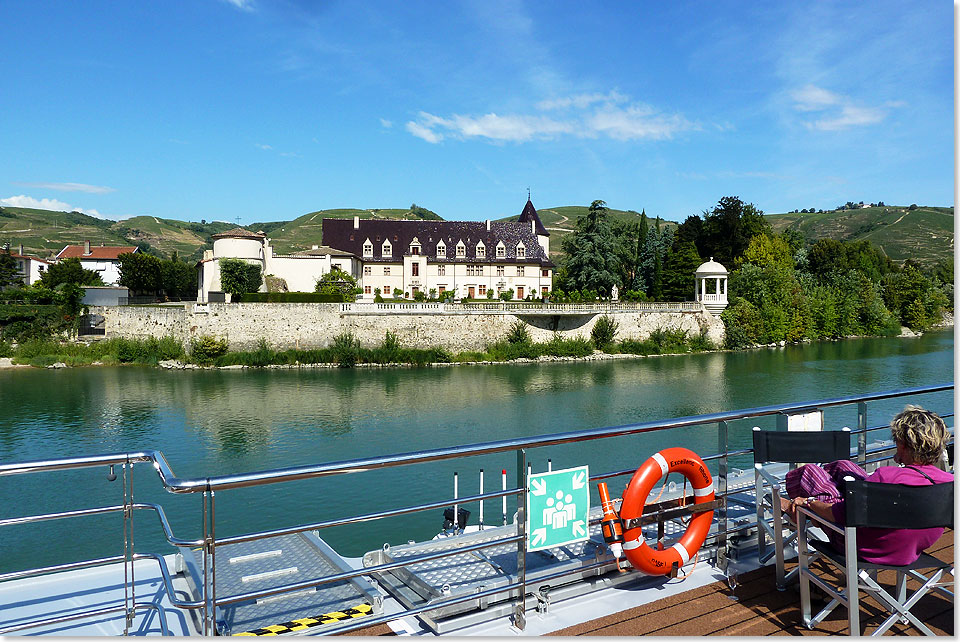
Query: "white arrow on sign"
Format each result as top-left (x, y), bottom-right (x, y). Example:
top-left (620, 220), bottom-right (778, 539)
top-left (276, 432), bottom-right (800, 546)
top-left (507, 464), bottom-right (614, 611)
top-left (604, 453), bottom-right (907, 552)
top-left (531, 478), bottom-right (547, 496)
top-left (572, 520), bottom-right (586, 537)
top-left (572, 471), bottom-right (586, 489)
top-left (532, 528), bottom-right (547, 546)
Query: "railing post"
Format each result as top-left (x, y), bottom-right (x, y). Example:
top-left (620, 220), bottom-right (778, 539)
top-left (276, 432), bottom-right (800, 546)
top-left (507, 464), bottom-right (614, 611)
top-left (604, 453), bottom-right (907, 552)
top-left (201, 481), bottom-right (217, 636)
top-left (717, 420), bottom-right (729, 571)
top-left (122, 456), bottom-right (135, 635)
top-left (514, 448), bottom-right (527, 631)
top-left (857, 402), bottom-right (867, 464)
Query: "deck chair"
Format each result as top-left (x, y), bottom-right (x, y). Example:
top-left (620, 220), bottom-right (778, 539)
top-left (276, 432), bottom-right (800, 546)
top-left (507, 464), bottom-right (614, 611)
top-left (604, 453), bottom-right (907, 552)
top-left (753, 428), bottom-right (851, 589)
top-left (797, 479), bottom-right (954, 635)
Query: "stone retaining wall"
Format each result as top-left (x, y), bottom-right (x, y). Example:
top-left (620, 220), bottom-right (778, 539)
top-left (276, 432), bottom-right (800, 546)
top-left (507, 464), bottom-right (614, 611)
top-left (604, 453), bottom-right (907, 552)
top-left (92, 303), bottom-right (725, 352)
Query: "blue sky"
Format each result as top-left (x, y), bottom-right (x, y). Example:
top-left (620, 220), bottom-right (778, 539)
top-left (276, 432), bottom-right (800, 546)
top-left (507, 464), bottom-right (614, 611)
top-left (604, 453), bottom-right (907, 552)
top-left (0, 1), bottom-right (952, 225)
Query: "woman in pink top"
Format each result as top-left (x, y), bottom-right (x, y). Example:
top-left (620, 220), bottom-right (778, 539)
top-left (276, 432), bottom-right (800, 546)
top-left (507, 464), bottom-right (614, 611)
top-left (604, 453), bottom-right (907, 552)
top-left (781, 406), bottom-right (953, 565)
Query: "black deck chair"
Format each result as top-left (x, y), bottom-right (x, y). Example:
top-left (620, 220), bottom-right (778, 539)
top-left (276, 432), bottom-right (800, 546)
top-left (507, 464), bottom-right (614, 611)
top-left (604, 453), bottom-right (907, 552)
top-left (753, 428), bottom-right (852, 589)
top-left (797, 478), bottom-right (954, 635)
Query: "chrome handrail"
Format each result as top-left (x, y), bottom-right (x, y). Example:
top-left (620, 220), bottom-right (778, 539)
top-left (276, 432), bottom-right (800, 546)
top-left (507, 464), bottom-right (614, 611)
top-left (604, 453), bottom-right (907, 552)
top-left (0, 383), bottom-right (951, 635)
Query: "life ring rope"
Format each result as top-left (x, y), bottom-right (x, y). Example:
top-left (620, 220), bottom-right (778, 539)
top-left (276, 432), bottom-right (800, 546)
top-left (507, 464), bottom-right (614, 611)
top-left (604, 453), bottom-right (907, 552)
top-left (617, 447), bottom-right (715, 577)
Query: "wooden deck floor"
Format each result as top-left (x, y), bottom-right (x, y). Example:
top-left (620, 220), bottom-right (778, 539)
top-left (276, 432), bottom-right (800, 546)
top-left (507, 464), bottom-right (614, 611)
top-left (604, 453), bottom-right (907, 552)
top-left (550, 529), bottom-right (954, 636)
top-left (350, 530), bottom-right (953, 636)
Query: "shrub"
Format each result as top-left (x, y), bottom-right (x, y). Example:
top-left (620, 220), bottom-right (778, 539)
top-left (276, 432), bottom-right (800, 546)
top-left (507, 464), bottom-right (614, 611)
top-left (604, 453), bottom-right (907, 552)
top-left (688, 329), bottom-right (716, 352)
top-left (505, 320), bottom-right (531, 345)
top-left (191, 335), bottom-right (229, 363)
top-left (591, 315), bottom-right (619, 349)
top-left (331, 332), bottom-right (361, 367)
top-left (648, 327), bottom-right (689, 353)
top-left (0, 340), bottom-right (11, 357)
top-left (499, 289), bottom-right (514, 301)
top-left (372, 331), bottom-right (402, 363)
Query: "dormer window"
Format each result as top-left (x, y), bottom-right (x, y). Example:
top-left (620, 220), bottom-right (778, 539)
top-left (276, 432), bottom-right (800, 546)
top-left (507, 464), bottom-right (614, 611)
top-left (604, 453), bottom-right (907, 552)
top-left (410, 237), bottom-right (421, 256)
top-left (476, 242), bottom-right (485, 258)
top-left (456, 240), bottom-right (466, 258)
top-left (496, 242), bottom-right (506, 258)
top-left (436, 240), bottom-right (446, 258)
top-left (516, 243), bottom-right (525, 258)
top-left (382, 239), bottom-right (392, 258)
top-left (363, 239), bottom-right (373, 258)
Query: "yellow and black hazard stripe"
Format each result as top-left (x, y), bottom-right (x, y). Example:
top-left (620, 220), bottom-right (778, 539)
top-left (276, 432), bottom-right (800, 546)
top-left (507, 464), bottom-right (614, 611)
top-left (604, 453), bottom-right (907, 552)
top-left (234, 603), bottom-right (373, 636)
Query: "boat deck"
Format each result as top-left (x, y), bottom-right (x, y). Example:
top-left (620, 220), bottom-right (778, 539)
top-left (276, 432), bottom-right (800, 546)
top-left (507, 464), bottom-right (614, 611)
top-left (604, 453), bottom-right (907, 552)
top-left (349, 529), bottom-right (954, 636)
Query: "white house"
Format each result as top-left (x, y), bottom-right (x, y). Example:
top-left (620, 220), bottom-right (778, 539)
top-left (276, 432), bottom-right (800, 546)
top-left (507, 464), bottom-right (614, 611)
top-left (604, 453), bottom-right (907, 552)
top-left (7, 244), bottom-right (51, 286)
top-left (56, 241), bottom-right (138, 286)
top-left (196, 228), bottom-right (358, 302)
top-left (197, 198), bottom-right (556, 303)
top-left (321, 198), bottom-right (555, 300)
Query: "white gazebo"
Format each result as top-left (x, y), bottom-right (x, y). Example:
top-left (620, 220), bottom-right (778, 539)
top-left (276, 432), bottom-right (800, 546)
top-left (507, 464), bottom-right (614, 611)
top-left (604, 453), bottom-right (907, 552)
top-left (695, 257), bottom-right (728, 315)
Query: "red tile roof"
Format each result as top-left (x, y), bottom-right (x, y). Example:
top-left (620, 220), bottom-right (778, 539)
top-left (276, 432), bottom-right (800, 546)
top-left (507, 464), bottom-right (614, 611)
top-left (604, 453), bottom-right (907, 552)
top-left (57, 245), bottom-right (138, 260)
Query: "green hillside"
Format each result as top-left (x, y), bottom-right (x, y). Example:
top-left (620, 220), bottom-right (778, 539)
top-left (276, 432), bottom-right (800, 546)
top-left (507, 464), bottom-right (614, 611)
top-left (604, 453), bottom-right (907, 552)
top-left (0, 204), bottom-right (443, 261)
top-left (1, 201), bottom-right (949, 266)
top-left (254, 207), bottom-right (441, 254)
top-left (766, 205), bottom-right (953, 265)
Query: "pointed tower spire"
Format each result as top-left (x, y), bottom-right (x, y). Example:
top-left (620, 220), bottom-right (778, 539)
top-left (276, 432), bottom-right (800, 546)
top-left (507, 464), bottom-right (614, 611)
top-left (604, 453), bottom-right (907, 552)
top-left (517, 194), bottom-right (549, 237)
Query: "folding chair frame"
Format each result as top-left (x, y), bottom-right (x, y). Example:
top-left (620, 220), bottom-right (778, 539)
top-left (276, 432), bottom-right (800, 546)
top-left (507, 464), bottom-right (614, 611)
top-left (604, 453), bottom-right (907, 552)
top-left (796, 506), bottom-right (954, 635)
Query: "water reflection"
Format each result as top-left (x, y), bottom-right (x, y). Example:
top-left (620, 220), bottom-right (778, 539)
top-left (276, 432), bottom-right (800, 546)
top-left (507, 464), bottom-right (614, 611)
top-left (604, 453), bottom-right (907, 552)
top-left (0, 331), bottom-right (952, 566)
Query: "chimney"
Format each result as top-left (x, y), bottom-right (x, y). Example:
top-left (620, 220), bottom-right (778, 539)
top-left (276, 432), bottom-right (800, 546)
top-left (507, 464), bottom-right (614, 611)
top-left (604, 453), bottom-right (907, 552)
top-left (486, 219), bottom-right (490, 231)
top-left (531, 219), bottom-right (536, 234)
top-left (312, 245), bottom-right (319, 250)
top-left (84, 240), bottom-right (91, 255)
top-left (18, 244), bottom-right (23, 256)
top-left (354, 216), bottom-right (360, 229)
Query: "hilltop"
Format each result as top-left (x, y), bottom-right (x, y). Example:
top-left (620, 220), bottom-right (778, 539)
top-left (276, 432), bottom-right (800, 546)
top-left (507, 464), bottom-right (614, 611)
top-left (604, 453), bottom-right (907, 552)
top-left (765, 205), bottom-right (953, 265)
top-left (0, 202), bottom-right (951, 265)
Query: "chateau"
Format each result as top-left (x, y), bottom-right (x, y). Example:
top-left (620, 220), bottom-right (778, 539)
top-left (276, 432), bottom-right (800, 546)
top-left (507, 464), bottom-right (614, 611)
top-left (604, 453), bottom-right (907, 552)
top-left (198, 199), bottom-right (555, 302)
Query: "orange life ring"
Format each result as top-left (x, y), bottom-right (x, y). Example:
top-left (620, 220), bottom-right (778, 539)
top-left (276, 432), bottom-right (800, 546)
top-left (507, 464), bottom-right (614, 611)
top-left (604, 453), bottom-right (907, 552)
top-left (619, 447), bottom-right (714, 575)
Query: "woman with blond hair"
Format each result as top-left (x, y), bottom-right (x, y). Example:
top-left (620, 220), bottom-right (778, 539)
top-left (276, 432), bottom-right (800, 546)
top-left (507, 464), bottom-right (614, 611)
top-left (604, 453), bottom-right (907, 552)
top-left (781, 405), bottom-right (953, 565)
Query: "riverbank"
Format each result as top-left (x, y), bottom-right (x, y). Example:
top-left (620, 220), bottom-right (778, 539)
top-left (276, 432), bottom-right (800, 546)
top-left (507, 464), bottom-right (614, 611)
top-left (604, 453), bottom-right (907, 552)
top-left (0, 319), bottom-right (950, 371)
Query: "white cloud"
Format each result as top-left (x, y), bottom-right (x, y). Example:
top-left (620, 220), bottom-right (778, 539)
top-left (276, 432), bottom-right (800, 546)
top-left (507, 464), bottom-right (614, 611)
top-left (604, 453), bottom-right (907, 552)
top-left (789, 84), bottom-right (893, 131)
top-left (379, 118), bottom-right (393, 129)
top-left (222, 0), bottom-right (254, 11)
top-left (406, 93), bottom-right (698, 144)
top-left (255, 143), bottom-right (273, 150)
top-left (14, 182), bottom-right (116, 194)
top-left (587, 104), bottom-right (697, 141)
top-left (536, 91), bottom-right (627, 111)
top-left (405, 120), bottom-right (444, 143)
top-left (0, 194), bottom-right (108, 218)
top-left (808, 104), bottom-right (887, 131)
top-left (790, 84), bottom-right (841, 111)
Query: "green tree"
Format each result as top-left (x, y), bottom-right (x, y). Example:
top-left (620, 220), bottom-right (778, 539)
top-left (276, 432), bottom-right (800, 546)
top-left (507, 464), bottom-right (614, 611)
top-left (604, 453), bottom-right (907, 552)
top-left (219, 258), bottom-right (262, 300)
top-left (700, 196), bottom-right (770, 265)
top-left (0, 248), bottom-right (20, 288)
top-left (117, 252), bottom-right (162, 294)
top-left (561, 200), bottom-right (621, 296)
top-left (660, 240), bottom-right (702, 301)
top-left (315, 266), bottom-right (358, 300)
top-left (161, 255), bottom-right (198, 299)
top-left (41, 257), bottom-right (105, 288)
top-left (738, 233), bottom-right (794, 271)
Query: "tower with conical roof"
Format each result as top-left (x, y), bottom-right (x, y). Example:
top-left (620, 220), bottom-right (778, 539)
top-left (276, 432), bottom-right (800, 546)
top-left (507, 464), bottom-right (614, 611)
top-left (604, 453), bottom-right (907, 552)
top-left (517, 197), bottom-right (550, 256)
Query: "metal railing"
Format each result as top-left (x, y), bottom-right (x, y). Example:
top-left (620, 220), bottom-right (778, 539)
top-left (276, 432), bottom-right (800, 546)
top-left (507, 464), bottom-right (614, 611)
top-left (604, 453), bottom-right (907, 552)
top-left (339, 301), bottom-right (705, 315)
top-left (0, 383), bottom-right (951, 636)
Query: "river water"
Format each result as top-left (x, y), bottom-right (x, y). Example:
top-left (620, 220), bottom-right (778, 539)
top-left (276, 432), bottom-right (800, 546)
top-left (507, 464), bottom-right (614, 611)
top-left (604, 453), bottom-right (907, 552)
top-left (0, 331), bottom-right (953, 571)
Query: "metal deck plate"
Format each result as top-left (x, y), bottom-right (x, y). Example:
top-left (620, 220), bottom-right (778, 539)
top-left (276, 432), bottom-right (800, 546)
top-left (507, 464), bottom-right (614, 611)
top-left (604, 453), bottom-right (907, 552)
top-left (183, 532), bottom-right (381, 636)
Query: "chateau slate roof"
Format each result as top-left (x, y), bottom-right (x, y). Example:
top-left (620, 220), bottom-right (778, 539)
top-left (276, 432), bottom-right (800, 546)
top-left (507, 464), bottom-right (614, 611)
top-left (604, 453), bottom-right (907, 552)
top-left (321, 215), bottom-right (555, 268)
top-left (211, 227), bottom-right (266, 240)
top-left (517, 198), bottom-right (549, 237)
top-left (57, 245), bottom-right (138, 260)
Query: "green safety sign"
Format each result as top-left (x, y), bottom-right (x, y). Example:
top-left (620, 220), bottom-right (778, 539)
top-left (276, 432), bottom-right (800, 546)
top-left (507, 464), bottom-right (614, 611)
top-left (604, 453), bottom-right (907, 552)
top-left (526, 465), bottom-right (590, 551)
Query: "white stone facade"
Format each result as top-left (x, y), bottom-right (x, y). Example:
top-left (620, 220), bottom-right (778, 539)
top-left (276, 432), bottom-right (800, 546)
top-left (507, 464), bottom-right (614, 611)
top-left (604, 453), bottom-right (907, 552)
top-left (196, 230), bottom-right (359, 302)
